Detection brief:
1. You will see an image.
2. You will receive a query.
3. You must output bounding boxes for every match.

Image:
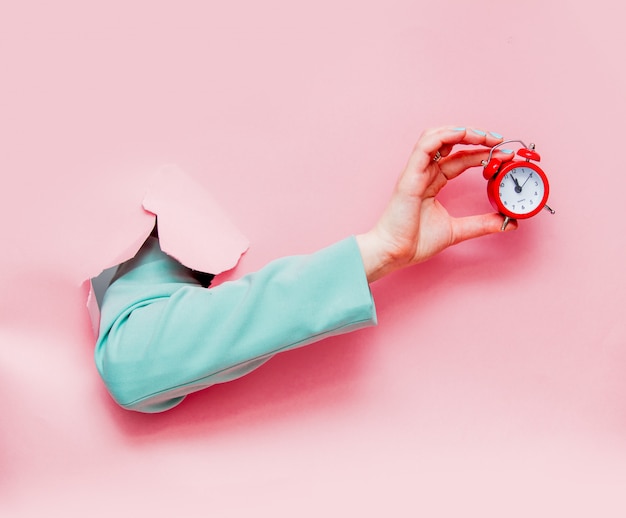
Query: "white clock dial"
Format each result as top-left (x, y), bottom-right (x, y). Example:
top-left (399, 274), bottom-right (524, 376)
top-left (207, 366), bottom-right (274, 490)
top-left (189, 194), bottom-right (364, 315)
top-left (498, 166), bottom-right (545, 215)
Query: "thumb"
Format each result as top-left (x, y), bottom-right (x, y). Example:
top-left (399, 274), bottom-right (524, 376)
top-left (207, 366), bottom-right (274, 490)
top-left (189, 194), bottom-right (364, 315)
top-left (452, 213), bottom-right (517, 244)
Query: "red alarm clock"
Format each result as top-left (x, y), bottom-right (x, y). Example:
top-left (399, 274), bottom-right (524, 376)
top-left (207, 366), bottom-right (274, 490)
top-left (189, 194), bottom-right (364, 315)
top-left (482, 140), bottom-right (555, 230)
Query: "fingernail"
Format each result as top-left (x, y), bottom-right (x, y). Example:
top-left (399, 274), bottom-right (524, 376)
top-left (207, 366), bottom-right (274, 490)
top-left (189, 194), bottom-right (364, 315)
top-left (500, 149), bottom-right (514, 154)
top-left (471, 128), bottom-right (487, 136)
top-left (489, 131), bottom-right (503, 139)
top-left (452, 127), bottom-right (466, 131)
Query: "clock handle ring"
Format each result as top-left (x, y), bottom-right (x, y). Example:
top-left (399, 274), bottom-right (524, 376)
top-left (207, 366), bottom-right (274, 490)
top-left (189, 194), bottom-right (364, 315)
top-left (486, 139), bottom-right (532, 164)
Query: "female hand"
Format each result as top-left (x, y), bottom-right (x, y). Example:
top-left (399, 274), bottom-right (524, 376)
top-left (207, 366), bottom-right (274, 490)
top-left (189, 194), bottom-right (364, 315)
top-left (356, 126), bottom-right (516, 282)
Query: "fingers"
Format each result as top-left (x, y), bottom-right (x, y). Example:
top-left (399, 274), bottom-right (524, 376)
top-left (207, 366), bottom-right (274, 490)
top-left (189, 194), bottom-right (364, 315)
top-left (451, 213), bottom-right (518, 244)
top-left (407, 126), bottom-right (505, 171)
top-left (440, 148), bottom-right (515, 180)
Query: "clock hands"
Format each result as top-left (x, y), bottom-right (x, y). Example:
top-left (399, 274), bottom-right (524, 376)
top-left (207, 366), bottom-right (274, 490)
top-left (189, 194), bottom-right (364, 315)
top-left (511, 174), bottom-right (522, 193)
top-left (511, 171), bottom-right (533, 193)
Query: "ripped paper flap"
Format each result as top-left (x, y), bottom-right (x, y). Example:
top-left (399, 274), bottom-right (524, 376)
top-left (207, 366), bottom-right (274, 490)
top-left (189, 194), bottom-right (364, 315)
top-left (87, 165), bottom-right (249, 334)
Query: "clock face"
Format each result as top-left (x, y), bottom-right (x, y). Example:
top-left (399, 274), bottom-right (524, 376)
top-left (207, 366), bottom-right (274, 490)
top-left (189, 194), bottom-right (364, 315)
top-left (498, 166), bottom-right (546, 216)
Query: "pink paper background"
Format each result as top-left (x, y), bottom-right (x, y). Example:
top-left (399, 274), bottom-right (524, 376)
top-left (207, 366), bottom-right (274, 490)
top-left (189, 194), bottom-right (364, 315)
top-left (2, 1), bottom-right (625, 516)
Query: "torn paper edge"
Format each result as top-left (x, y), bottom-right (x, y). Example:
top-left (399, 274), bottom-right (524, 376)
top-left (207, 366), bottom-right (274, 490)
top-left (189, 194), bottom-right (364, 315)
top-left (86, 165), bottom-right (249, 335)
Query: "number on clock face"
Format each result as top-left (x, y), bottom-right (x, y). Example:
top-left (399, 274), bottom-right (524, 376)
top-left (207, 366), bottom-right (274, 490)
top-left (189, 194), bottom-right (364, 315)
top-left (498, 167), bottom-right (545, 215)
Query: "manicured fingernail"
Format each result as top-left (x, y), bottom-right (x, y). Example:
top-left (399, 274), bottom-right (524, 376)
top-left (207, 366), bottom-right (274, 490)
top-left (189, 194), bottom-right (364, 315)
top-left (489, 131), bottom-right (503, 139)
top-left (471, 128), bottom-right (487, 136)
top-left (452, 127), bottom-right (466, 131)
top-left (500, 149), bottom-right (514, 154)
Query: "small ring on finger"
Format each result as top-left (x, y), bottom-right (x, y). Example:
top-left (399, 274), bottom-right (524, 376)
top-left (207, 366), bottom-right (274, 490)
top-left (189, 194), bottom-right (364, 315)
top-left (432, 150), bottom-right (442, 162)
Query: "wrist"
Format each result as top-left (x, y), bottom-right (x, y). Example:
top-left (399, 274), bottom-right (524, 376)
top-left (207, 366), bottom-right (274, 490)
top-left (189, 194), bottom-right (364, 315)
top-left (355, 231), bottom-right (398, 283)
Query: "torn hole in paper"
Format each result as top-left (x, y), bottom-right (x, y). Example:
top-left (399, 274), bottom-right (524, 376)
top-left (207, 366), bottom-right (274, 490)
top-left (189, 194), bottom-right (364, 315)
top-left (87, 165), bottom-right (249, 334)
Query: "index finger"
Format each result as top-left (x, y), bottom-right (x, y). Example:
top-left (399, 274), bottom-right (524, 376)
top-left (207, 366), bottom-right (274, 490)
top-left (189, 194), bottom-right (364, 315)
top-left (408, 126), bottom-right (504, 169)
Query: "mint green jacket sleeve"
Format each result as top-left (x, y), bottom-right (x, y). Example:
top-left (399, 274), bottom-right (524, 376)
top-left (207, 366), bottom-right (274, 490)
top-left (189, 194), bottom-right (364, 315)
top-left (95, 236), bottom-right (377, 413)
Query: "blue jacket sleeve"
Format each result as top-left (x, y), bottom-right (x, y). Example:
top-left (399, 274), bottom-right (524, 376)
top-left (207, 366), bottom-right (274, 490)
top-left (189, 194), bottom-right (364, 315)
top-left (94, 236), bottom-right (377, 413)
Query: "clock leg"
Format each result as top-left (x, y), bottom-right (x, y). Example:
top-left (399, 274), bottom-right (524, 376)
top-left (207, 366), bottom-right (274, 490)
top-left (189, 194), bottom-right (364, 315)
top-left (501, 216), bottom-right (511, 231)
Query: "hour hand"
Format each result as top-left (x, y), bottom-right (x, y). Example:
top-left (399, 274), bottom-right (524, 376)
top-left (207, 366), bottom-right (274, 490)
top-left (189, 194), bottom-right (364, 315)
top-left (511, 175), bottom-right (522, 193)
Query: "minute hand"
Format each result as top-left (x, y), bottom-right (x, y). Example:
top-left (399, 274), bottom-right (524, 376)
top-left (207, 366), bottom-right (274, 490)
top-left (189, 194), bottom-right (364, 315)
top-left (520, 172), bottom-right (533, 190)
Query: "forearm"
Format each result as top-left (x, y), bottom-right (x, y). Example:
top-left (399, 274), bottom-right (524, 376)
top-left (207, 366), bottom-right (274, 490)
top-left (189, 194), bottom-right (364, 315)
top-left (95, 236), bottom-right (376, 412)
